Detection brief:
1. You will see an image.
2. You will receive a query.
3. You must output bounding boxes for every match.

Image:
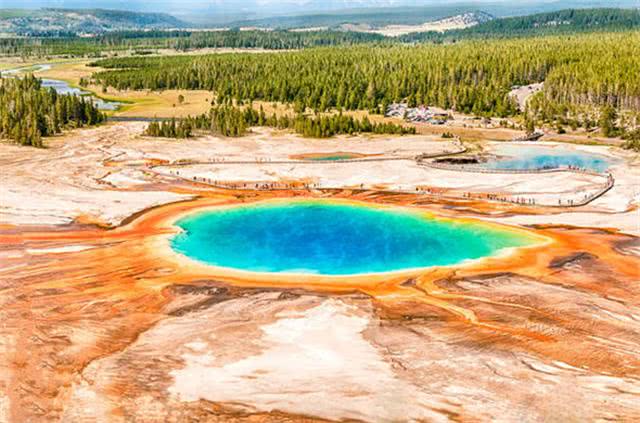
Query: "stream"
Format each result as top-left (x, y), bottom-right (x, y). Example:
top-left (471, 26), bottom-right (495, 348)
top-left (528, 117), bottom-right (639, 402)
top-left (2, 63), bottom-right (122, 111)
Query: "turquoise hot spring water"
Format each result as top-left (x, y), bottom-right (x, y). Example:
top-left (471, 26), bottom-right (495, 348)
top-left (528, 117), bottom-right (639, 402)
top-left (170, 201), bottom-right (537, 276)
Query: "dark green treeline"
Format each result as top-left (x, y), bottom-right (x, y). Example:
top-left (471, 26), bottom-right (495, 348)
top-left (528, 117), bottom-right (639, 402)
top-left (0, 30), bottom-right (387, 57)
top-left (91, 32), bottom-right (640, 120)
top-left (400, 8), bottom-right (640, 42)
top-left (145, 105), bottom-right (415, 139)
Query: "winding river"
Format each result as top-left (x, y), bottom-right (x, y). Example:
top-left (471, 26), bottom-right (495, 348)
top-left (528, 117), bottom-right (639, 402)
top-left (2, 63), bottom-right (122, 111)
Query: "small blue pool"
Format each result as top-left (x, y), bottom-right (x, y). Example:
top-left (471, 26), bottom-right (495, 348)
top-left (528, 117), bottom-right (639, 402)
top-left (485, 145), bottom-right (613, 173)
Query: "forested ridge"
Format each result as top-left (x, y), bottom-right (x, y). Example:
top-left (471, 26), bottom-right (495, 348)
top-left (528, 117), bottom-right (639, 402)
top-left (224, 5), bottom-right (637, 29)
top-left (0, 75), bottom-right (104, 147)
top-left (227, 5), bottom-right (484, 29)
top-left (401, 8), bottom-right (640, 42)
top-left (90, 32), bottom-right (640, 121)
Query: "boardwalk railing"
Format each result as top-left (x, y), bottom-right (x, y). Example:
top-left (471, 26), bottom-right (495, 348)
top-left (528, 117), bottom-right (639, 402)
top-left (162, 170), bottom-right (613, 209)
top-left (163, 139), bottom-right (468, 167)
top-left (416, 158), bottom-right (614, 207)
top-left (150, 138), bottom-right (613, 208)
top-left (167, 156), bottom-right (413, 166)
top-left (418, 160), bottom-right (606, 177)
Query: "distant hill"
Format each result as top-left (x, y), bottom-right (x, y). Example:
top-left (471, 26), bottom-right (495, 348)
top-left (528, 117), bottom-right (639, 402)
top-left (341, 11), bottom-right (494, 37)
top-left (222, 1), bottom-right (640, 30)
top-left (0, 8), bottom-right (187, 35)
top-left (462, 8), bottom-right (640, 35)
top-left (400, 8), bottom-right (640, 41)
top-left (226, 5), bottom-right (493, 30)
top-left (181, 1), bottom-right (639, 27)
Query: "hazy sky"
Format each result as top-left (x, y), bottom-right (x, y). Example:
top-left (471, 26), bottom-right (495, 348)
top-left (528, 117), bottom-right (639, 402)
top-left (1, 0), bottom-right (548, 12)
top-left (2, 0), bottom-right (635, 18)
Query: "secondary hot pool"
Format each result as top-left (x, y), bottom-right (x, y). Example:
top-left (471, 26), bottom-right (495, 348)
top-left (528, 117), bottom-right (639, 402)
top-left (484, 145), bottom-right (613, 172)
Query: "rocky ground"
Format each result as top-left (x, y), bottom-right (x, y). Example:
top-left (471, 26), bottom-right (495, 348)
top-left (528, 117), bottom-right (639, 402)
top-left (508, 83), bottom-right (544, 111)
top-left (1, 122), bottom-right (639, 422)
top-left (2, 123), bottom-right (637, 232)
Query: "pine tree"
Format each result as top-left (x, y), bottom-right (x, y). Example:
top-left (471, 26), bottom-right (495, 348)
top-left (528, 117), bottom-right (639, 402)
top-left (599, 105), bottom-right (618, 138)
top-left (0, 75), bottom-right (104, 147)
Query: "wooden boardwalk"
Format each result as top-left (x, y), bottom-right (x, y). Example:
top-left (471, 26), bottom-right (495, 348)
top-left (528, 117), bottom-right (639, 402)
top-left (150, 139), bottom-right (614, 208)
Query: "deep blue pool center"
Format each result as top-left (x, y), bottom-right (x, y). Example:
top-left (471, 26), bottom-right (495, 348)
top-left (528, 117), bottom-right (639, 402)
top-left (170, 201), bottom-right (535, 276)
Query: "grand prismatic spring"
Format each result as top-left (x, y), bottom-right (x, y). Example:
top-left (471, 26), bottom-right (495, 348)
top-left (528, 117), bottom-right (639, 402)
top-left (170, 200), bottom-right (537, 275)
top-left (2, 15), bottom-right (639, 421)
